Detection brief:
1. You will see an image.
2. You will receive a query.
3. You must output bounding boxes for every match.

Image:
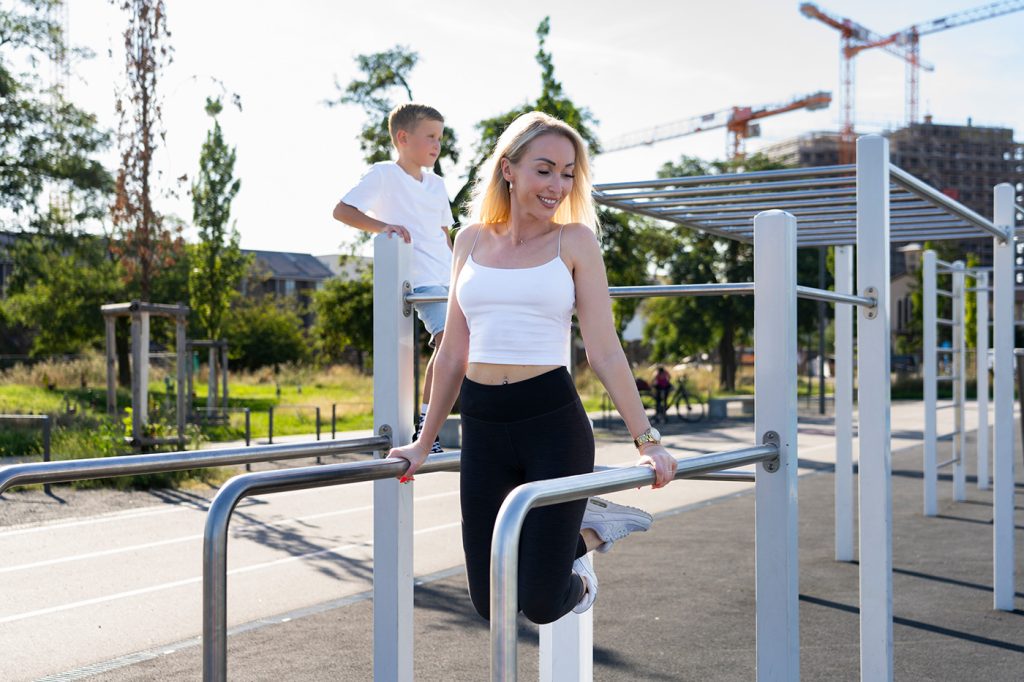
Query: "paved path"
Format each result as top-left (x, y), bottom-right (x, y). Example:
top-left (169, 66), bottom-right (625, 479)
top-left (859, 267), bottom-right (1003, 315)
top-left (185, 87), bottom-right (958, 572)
top-left (0, 401), bottom-right (1018, 680)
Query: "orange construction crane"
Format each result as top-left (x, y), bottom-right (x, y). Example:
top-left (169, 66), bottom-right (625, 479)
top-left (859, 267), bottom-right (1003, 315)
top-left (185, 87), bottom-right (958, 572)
top-left (801, 2), bottom-right (1024, 162)
top-left (799, 3), bottom-right (929, 164)
top-left (894, 1), bottom-right (1024, 125)
top-left (601, 91), bottom-right (832, 160)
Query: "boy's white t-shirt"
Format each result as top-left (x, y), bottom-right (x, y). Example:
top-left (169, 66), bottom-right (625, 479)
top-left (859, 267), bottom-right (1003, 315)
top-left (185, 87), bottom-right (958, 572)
top-left (342, 161), bottom-right (455, 289)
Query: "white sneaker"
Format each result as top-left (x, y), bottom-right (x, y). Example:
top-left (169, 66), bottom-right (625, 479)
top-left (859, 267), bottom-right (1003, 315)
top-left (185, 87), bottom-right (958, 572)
top-left (572, 554), bottom-right (598, 614)
top-left (582, 497), bottom-right (653, 554)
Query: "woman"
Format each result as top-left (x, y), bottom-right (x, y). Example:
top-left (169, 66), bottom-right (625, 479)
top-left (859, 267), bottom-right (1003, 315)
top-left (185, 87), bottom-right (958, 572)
top-left (389, 111), bottom-right (677, 622)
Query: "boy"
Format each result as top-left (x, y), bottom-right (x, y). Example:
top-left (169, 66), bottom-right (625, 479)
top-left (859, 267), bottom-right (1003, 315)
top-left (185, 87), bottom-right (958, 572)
top-left (333, 103), bottom-right (454, 453)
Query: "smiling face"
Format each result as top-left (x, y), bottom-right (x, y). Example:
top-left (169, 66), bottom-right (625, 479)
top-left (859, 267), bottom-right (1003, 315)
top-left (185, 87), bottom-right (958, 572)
top-left (396, 118), bottom-right (444, 169)
top-left (502, 132), bottom-right (576, 221)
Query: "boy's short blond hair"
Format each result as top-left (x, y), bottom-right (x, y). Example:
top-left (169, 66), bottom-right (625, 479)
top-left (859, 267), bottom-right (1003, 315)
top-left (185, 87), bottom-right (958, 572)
top-left (388, 103), bottom-right (444, 146)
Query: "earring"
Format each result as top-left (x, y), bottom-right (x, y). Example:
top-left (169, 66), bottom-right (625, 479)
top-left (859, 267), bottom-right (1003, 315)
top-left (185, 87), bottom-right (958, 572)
top-left (508, 181), bottom-right (513, 192)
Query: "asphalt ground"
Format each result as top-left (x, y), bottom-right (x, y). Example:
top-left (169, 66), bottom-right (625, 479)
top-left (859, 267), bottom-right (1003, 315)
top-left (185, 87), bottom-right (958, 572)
top-left (67, 426), bottom-right (1024, 682)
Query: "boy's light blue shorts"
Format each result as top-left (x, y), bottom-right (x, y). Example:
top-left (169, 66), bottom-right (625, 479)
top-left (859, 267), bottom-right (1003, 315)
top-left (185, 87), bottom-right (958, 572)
top-left (411, 285), bottom-right (448, 347)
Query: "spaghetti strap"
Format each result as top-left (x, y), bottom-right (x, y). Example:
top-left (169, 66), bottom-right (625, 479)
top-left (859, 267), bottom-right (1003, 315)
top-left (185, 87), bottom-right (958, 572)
top-left (557, 224), bottom-right (565, 257)
top-left (468, 226), bottom-right (483, 257)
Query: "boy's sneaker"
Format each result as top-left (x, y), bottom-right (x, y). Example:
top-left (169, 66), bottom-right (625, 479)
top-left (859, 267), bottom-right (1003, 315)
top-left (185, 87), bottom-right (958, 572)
top-left (413, 419), bottom-right (444, 454)
top-left (581, 497), bottom-right (653, 554)
top-left (572, 554), bottom-right (598, 614)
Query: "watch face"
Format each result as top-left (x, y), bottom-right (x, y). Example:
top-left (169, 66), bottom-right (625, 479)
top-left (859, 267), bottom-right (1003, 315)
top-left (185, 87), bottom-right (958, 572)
top-left (649, 427), bottom-right (661, 442)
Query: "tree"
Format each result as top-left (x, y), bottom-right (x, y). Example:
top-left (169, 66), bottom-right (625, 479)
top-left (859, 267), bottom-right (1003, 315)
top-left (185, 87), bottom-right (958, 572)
top-left (330, 46), bottom-right (460, 173)
top-left (641, 154), bottom-right (811, 392)
top-left (224, 297), bottom-right (308, 370)
top-left (2, 230), bottom-right (124, 355)
top-left (454, 17), bottom-right (601, 215)
top-left (311, 258), bottom-right (374, 371)
top-left (0, 0), bottom-right (112, 227)
top-left (110, 0), bottom-right (182, 300)
top-left (189, 97), bottom-right (249, 340)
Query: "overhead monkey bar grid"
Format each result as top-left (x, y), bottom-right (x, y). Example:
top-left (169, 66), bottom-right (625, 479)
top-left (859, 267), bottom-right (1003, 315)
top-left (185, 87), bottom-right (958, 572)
top-left (593, 161), bottom-right (1007, 247)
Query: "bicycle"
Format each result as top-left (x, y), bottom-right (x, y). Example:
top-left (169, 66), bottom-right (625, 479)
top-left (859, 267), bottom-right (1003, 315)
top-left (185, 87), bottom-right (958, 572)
top-left (670, 376), bottom-right (706, 423)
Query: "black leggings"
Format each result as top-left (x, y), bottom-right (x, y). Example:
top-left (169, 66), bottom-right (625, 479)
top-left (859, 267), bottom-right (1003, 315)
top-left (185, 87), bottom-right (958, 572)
top-left (459, 367), bottom-right (594, 625)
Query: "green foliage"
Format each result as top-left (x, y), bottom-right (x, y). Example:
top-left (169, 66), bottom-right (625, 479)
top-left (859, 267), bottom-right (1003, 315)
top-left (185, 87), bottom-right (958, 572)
top-left (642, 154), bottom-right (802, 391)
top-left (2, 229), bottom-right (124, 354)
top-left (331, 45), bottom-right (460, 171)
top-left (224, 297), bottom-right (308, 370)
top-left (311, 258), bottom-right (373, 366)
top-left (0, 0), bottom-right (112, 227)
top-left (597, 207), bottom-right (669, 335)
top-left (454, 17), bottom-right (600, 217)
top-left (189, 97), bottom-right (249, 340)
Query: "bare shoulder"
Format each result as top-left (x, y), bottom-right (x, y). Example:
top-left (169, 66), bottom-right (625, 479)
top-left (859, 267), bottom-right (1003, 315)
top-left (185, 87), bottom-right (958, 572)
top-left (561, 222), bottom-right (603, 263)
top-left (453, 223), bottom-right (484, 259)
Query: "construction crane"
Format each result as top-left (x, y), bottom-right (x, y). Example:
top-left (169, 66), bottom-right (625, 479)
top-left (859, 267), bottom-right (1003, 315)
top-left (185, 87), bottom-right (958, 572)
top-left (800, 3), bottom-right (930, 163)
top-left (601, 91), bottom-right (832, 160)
top-left (895, 1), bottom-right (1024, 125)
top-left (801, 2), bottom-right (1024, 162)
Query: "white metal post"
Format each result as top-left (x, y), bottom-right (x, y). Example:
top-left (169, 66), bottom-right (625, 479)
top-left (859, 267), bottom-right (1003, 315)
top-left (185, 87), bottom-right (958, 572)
top-left (952, 262), bottom-right (966, 502)
top-left (976, 270), bottom-right (990, 491)
top-left (753, 209), bottom-right (799, 681)
top-left (539, 576), bottom-right (593, 682)
top-left (856, 134), bottom-right (893, 681)
top-left (372, 234), bottom-right (416, 680)
top-left (922, 250), bottom-right (938, 516)
top-left (992, 183), bottom-right (1016, 612)
top-left (835, 245), bottom-right (855, 562)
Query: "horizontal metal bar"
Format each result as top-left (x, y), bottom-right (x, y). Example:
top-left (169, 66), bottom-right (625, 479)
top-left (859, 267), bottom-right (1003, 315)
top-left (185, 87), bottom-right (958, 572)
top-left (203, 450), bottom-right (462, 681)
top-left (593, 175), bottom-right (856, 202)
top-left (966, 287), bottom-right (990, 293)
top-left (0, 436), bottom-right (390, 495)
top-left (689, 471), bottom-right (756, 482)
top-left (889, 164), bottom-right (1006, 241)
top-left (0, 414), bottom-right (50, 421)
top-left (937, 456), bottom-right (961, 469)
top-left (935, 348), bottom-right (961, 354)
top-left (936, 289), bottom-right (955, 298)
top-left (936, 318), bottom-right (955, 326)
top-left (592, 164), bottom-right (855, 192)
top-left (935, 403), bottom-right (958, 411)
top-left (100, 301), bottom-right (188, 317)
top-left (795, 286), bottom-right (875, 307)
top-left (936, 375), bottom-right (960, 382)
top-left (407, 282), bottom-right (758, 304)
top-left (491, 443), bottom-right (779, 679)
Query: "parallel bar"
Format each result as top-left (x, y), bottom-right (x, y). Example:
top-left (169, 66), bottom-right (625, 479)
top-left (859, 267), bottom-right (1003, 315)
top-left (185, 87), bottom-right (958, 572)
top-left (937, 457), bottom-right (961, 469)
top-left (858, 135), bottom-right (894, 681)
top-left (890, 164), bottom-right (1005, 240)
top-left (594, 175), bottom-right (855, 201)
top-left (935, 348), bottom-right (960, 354)
top-left (203, 452), bottom-right (461, 682)
top-left (489, 445), bottom-right (780, 681)
top-left (834, 245), bottom-right (854, 562)
top-left (937, 318), bottom-right (955, 325)
top-left (923, 249), bottom-right (938, 516)
top-left (992, 183), bottom-right (1016, 611)
top-left (936, 290), bottom-right (954, 298)
top-left (0, 437), bottom-right (388, 495)
top-left (753, 209), bottom-right (800, 681)
top-left (937, 375), bottom-right (960, 382)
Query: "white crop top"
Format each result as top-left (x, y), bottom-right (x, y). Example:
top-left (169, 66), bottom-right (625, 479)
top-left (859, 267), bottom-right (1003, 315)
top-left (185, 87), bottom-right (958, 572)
top-left (455, 226), bottom-right (575, 367)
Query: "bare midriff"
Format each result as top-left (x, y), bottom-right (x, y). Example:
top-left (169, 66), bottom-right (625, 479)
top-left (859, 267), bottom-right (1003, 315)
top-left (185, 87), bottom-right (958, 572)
top-left (465, 363), bottom-right (562, 386)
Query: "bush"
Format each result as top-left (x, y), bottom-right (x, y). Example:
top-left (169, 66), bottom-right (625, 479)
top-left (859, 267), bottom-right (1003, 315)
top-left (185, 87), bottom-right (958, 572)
top-left (224, 297), bottom-right (308, 370)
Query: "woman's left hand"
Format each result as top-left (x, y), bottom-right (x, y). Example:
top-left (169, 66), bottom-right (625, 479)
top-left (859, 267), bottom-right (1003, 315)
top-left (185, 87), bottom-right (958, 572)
top-left (637, 444), bottom-right (677, 489)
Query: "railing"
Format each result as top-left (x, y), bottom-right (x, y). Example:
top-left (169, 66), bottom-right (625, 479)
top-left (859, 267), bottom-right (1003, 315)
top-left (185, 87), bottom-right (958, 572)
top-left (0, 414), bottom-right (53, 493)
top-left (489, 444), bottom-right (779, 681)
top-left (0, 436), bottom-right (389, 495)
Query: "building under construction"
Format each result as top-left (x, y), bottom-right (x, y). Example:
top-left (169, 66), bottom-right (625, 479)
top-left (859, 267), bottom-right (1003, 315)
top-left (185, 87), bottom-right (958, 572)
top-left (762, 118), bottom-right (1023, 257)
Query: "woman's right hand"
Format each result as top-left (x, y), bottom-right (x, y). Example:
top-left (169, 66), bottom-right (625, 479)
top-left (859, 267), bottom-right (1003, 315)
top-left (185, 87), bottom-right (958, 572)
top-left (388, 441), bottom-right (430, 481)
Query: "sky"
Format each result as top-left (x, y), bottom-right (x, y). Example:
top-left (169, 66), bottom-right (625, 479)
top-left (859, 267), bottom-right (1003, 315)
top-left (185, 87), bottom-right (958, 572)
top-left (62, 0), bottom-right (1024, 258)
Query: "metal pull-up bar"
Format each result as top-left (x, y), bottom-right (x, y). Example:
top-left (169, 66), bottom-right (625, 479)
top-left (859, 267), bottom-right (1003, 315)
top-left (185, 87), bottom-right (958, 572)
top-left (488, 444), bottom-right (779, 681)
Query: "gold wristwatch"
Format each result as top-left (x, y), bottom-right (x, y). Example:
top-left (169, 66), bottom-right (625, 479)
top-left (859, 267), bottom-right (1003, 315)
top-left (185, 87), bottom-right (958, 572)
top-left (633, 426), bottom-right (662, 450)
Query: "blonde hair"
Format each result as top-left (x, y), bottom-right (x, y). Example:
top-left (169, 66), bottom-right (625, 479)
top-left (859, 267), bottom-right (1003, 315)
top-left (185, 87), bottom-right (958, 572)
top-left (470, 111), bottom-right (598, 231)
top-left (388, 103), bottom-right (444, 146)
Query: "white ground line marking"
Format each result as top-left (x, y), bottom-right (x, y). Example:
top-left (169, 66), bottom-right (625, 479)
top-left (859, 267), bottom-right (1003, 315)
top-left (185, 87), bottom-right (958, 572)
top-left (0, 520), bottom-right (460, 625)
